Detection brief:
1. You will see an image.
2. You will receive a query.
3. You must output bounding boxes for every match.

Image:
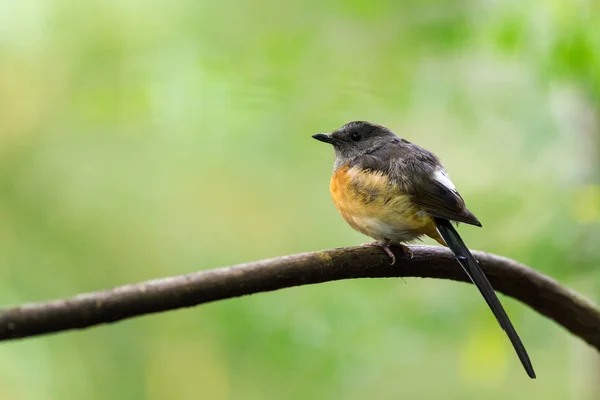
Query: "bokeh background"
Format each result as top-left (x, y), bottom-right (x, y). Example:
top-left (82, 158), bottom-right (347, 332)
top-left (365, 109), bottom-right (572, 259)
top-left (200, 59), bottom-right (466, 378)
top-left (1, 0), bottom-right (599, 399)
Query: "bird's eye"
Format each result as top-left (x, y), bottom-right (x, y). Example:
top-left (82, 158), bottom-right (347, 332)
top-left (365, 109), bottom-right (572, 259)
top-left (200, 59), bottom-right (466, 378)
top-left (350, 132), bottom-right (361, 141)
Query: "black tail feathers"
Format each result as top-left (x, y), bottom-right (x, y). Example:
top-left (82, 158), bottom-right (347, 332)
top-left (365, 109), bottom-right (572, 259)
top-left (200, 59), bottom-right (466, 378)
top-left (435, 218), bottom-right (536, 379)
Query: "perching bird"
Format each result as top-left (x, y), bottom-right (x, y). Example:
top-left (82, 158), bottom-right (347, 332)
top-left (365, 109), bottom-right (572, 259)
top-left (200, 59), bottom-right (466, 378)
top-left (312, 121), bottom-right (535, 379)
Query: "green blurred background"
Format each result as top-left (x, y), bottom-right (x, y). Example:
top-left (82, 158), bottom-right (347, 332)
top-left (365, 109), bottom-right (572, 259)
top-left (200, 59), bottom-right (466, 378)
top-left (1, 0), bottom-right (599, 399)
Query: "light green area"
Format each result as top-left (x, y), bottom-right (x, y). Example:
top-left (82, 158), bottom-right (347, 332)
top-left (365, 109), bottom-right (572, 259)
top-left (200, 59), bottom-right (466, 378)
top-left (0, 0), bottom-right (599, 398)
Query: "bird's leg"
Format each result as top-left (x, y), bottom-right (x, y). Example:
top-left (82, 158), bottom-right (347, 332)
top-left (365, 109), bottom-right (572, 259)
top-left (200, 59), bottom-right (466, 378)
top-left (362, 241), bottom-right (413, 265)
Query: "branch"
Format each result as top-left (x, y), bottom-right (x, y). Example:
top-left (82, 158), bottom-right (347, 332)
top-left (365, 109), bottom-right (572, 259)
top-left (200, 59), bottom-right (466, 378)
top-left (1, 245), bottom-right (599, 348)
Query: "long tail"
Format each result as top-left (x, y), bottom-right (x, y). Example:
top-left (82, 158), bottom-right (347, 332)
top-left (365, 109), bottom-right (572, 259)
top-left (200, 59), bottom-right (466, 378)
top-left (435, 218), bottom-right (536, 379)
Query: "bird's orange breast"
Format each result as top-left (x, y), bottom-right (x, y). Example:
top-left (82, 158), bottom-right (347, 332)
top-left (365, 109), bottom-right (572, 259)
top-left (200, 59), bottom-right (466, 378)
top-left (330, 165), bottom-right (440, 243)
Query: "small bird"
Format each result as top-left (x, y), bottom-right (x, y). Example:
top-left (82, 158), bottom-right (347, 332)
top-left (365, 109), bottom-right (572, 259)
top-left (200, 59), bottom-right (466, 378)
top-left (313, 121), bottom-right (535, 379)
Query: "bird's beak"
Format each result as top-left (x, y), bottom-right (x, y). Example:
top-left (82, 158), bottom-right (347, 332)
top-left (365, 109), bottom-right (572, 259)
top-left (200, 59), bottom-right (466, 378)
top-left (312, 133), bottom-right (335, 144)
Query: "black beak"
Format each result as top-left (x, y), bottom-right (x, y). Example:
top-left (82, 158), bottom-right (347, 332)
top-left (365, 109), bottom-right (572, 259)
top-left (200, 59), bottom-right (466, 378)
top-left (312, 133), bottom-right (335, 144)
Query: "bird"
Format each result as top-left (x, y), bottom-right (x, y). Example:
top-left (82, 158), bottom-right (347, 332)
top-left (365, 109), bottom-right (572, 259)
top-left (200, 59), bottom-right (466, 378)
top-left (312, 120), bottom-right (536, 379)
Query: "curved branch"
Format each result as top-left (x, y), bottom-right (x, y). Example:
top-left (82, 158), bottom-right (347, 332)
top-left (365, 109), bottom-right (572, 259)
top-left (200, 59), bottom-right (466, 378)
top-left (0, 245), bottom-right (599, 348)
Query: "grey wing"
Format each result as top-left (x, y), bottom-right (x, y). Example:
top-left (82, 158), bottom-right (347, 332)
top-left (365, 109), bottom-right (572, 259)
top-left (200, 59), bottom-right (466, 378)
top-left (357, 141), bottom-right (481, 227)
top-left (411, 173), bottom-right (481, 226)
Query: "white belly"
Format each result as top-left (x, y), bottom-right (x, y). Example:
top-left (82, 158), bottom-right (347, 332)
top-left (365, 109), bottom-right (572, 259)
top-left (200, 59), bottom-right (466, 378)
top-left (348, 215), bottom-right (424, 243)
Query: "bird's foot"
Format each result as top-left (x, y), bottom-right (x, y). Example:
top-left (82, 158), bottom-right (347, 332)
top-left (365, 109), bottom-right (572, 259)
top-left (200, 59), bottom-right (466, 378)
top-left (399, 244), bottom-right (414, 259)
top-left (362, 241), bottom-right (413, 265)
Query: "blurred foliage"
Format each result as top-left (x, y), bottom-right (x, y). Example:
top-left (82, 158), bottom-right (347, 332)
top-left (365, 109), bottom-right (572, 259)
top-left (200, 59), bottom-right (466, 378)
top-left (0, 0), bottom-right (598, 399)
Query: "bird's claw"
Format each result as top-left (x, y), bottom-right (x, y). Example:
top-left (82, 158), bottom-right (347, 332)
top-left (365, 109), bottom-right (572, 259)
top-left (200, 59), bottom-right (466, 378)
top-left (381, 244), bottom-right (396, 265)
top-left (403, 245), bottom-right (414, 259)
top-left (362, 241), bottom-right (413, 265)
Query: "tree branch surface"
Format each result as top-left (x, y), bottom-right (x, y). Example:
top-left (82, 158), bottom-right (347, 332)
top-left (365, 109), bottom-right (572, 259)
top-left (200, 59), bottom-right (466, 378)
top-left (1, 245), bottom-right (599, 348)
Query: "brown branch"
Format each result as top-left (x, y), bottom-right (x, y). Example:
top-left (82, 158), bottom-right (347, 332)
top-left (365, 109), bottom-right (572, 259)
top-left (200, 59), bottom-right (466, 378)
top-left (0, 245), bottom-right (599, 348)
